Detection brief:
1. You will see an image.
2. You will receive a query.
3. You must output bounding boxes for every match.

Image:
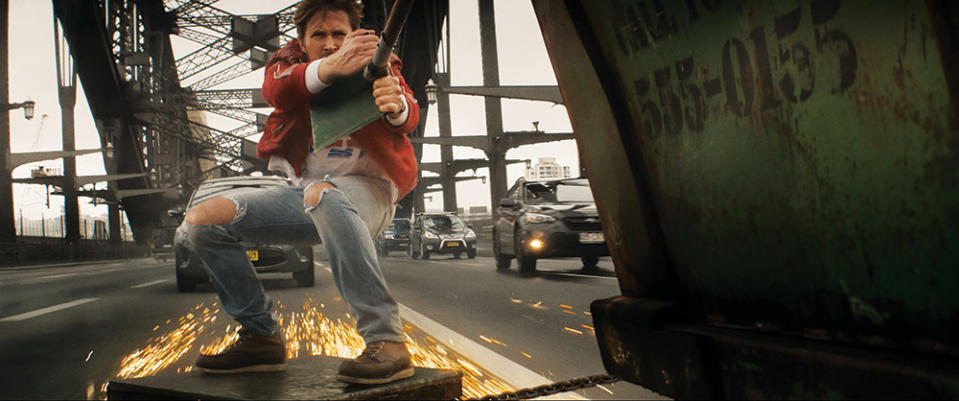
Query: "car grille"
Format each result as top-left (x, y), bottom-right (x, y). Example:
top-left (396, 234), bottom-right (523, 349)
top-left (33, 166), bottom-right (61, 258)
top-left (252, 248), bottom-right (286, 266)
top-left (563, 216), bottom-right (603, 232)
top-left (441, 234), bottom-right (460, 240)
top-left (394, 233), bottom-right (410, 240)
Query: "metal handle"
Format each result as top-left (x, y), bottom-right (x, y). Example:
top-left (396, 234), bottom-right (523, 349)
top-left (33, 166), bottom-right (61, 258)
top-left (363, 0), bottom-right (415, 81)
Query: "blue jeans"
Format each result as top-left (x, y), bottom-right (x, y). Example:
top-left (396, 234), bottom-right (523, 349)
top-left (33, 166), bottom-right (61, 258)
top-left (174, 175), bottom-right (404, 343)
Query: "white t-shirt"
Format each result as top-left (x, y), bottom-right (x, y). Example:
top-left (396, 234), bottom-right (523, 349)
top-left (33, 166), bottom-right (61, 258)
top-left (266, 57), bottom-right (409, 199)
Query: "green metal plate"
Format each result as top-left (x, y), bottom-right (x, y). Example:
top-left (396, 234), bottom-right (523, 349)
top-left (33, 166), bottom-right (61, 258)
top-left (579, 0), bottom-right (958, 342)
top-left (310, 73), bottom-right (381, 150)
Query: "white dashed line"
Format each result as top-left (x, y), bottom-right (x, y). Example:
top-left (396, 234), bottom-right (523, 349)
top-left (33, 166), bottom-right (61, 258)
top-left (0, 298), bottom-right (100, 322)
top-left (130, 279), bottom-right (169, 289)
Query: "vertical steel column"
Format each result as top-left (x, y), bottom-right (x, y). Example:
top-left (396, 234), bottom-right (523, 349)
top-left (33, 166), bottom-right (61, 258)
top-left (478, 0), bottom-right (506, 208)
top-left (435, 72), bottom-right (457, 212)
top-left (0, 0), bottom-right (12, 242)
top-left (55, 19), bottom-right (79, 242)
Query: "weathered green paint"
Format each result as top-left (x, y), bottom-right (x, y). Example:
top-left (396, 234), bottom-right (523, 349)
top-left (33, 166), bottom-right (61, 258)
top-left (310, 74), bottom-right (381, 150)
top-left (576, 0), bottom-right (958, 344)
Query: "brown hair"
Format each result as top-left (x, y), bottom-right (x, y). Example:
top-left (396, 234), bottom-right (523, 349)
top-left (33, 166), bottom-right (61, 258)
top-left (294, 0), bottom-right (364, 39)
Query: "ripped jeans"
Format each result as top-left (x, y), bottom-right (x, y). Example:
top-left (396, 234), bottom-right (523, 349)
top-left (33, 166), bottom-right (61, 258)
top-left (174, 175), bottom-right (404, 343)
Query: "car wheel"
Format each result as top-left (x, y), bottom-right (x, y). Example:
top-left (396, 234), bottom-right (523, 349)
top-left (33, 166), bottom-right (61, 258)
top-left (515, 234), bottom-right (536, 277)
top-left (581, 256), bottom-right (600, 271)
top-left (175, 266), bottom-right (197, 292)
top-left (294, 266), bottom-right (315, 287)
top-left (410, 241), bottom-right (420, 259)
top-left (467, 249), bottom-right (477, 259)
top-left (493, 229), bottom-right (512, 270)
top-left (421, 242), bottom-right (431, 260)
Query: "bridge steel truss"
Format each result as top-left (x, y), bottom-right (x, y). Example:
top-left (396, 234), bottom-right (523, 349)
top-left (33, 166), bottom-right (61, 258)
top-left (49, 0), bottom-right (448, 241)
top-left (50, 0), bottom-right (572, 241)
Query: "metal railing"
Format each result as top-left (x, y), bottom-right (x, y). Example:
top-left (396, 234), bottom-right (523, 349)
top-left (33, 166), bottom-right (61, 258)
top-left (14, 210), bottom-right (135, 242)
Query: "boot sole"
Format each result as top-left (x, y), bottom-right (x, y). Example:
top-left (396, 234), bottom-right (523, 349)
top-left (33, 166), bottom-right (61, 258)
top-left (336, 367), bottom-right (415, 384)
top-left (199, 363), bottom-right (287, 374)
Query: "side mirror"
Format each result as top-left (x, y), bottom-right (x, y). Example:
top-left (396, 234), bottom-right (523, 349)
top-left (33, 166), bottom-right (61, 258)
top-left (498, 198), bottom-right (515, 208)
top-left (467, 223), bottom-right (475, 229)
top-left (167, 208), bottom-right (184, 218)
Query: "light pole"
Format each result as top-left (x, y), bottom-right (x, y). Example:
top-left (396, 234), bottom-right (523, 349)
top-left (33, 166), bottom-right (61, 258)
top-left (425, 79), bottom-right (438, 105)
top-left (1, 100), bottom-right (37, 242)
top-left (2, 100), bottom-right (35, 120)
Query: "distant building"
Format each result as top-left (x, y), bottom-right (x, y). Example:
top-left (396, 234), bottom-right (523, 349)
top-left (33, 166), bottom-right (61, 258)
top-left (525, 157), bottom-right (571, 180)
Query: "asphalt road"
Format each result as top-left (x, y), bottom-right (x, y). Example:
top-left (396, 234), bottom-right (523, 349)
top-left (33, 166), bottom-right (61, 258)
top-left (0, 254), bottom-right (663, 400)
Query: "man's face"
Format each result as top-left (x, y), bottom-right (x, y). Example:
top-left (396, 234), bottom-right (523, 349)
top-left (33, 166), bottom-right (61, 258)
top-left (299, 9), bottom-right (353, 61)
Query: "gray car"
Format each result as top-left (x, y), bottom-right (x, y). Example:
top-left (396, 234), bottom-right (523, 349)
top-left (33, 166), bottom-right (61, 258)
top-left (171, 176), bottom-right (314, 292)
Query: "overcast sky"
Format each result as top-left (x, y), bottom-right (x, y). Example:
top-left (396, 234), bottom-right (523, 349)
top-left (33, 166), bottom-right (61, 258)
top-left (7, 0), bottom-right (579, 220)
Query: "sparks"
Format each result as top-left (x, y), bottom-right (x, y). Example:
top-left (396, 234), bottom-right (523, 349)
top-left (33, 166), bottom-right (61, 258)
top-left (561, 310), bottom-right (577, 316)
top-left (581, 324), bottom-right (594, 331)
top-left (560, 304), bottom-right (574, 309)
top-left (102, 299), bottom-right (514, 400)
top-left (521, 352), bottom-right (533, 359)
top-left (563, 327), bottom-right (584, 335)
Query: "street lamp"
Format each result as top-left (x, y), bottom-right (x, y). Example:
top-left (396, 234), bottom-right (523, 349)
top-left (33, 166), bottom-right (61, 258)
top-left (3, 100), bottom-right (36, 120)
top-left (424, 79), bottom-right (437, 105)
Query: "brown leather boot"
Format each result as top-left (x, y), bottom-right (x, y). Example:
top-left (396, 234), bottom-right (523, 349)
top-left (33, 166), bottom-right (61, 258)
top-left (336, 341), bottom-right (414, 384)
top-left (195, 329), bottom-right (286, 374)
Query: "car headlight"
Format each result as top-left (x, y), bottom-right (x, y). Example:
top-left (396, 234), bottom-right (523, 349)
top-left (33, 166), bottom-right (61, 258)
top-left (524, 213), bottom-right (556, 223)
top-left (423, 231), bottom-right (438, 239)
top-left (384, 233), bottom-right (395, 239)
top-left (465, 230), bottom-right (476, 239)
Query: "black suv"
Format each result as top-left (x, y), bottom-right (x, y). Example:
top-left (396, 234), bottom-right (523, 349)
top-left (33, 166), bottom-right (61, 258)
top-left (409, 213), bottom-right (477, 259)
top-left (375, 218), bottom-right (411, 256)
top-left (172, 176), bottom-right (315, 292)
top-left (493, 177), bottom-right (610, 276)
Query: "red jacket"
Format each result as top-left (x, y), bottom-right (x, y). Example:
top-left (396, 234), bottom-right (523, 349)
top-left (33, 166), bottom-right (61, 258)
top-left (258, 39), bottom-right (419, 198)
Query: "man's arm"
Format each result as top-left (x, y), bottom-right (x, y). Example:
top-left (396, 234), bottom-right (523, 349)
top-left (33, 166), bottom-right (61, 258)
top-left (372, 60), bottom-right (419, 133)
top-left (262, 60), bottom-right (314, 111)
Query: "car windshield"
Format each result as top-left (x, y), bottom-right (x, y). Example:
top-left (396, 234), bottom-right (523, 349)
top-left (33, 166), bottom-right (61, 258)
top-left (391, 220), bottom-right (410, 230)
top-left (525, 180), bottom-right (594, 204)
top-left (423, 215), bottom-right (465, 230)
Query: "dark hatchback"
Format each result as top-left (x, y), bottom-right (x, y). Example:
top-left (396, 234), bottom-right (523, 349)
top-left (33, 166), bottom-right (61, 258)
top-left (409, 213), bottom-right (477, 259)
top-left (493, 177), bottom-right (610, 275)
top-left (375, 218), bottom-right (411, 256)
top-left (172, 176), bottom-right (314, 292)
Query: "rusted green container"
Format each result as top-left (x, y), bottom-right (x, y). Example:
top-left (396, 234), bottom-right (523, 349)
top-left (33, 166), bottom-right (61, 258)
top-left (533, 0), bottom-right (959, 398)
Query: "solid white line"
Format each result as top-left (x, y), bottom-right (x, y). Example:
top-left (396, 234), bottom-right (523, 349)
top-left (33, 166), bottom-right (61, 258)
top-left (130, 279), bottom-right (169, 289)
top-left (39, 273), bottom-right (79, 280)
top-left (398, 303), bottom-right (588, 400)
top-left (548, 272), bottom-right (617, 280)
top-left (0, 298), bottom-right (99, 322)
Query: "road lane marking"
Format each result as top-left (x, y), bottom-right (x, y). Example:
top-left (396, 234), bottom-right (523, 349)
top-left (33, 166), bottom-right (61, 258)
top-left (130, 279), bottom-right (169, 289)
top-left (39, 273), bottom-right (79, 280)
top-left (547, 272), bottom-right (618, 280)
top-left (0, 298), bottom-right (99, 322)
top-left (397, 303), bottom-right (588, 400)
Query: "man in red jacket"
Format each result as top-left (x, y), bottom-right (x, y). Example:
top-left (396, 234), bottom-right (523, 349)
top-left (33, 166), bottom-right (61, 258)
top-left (175, 0), bottom-right (417, 384)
